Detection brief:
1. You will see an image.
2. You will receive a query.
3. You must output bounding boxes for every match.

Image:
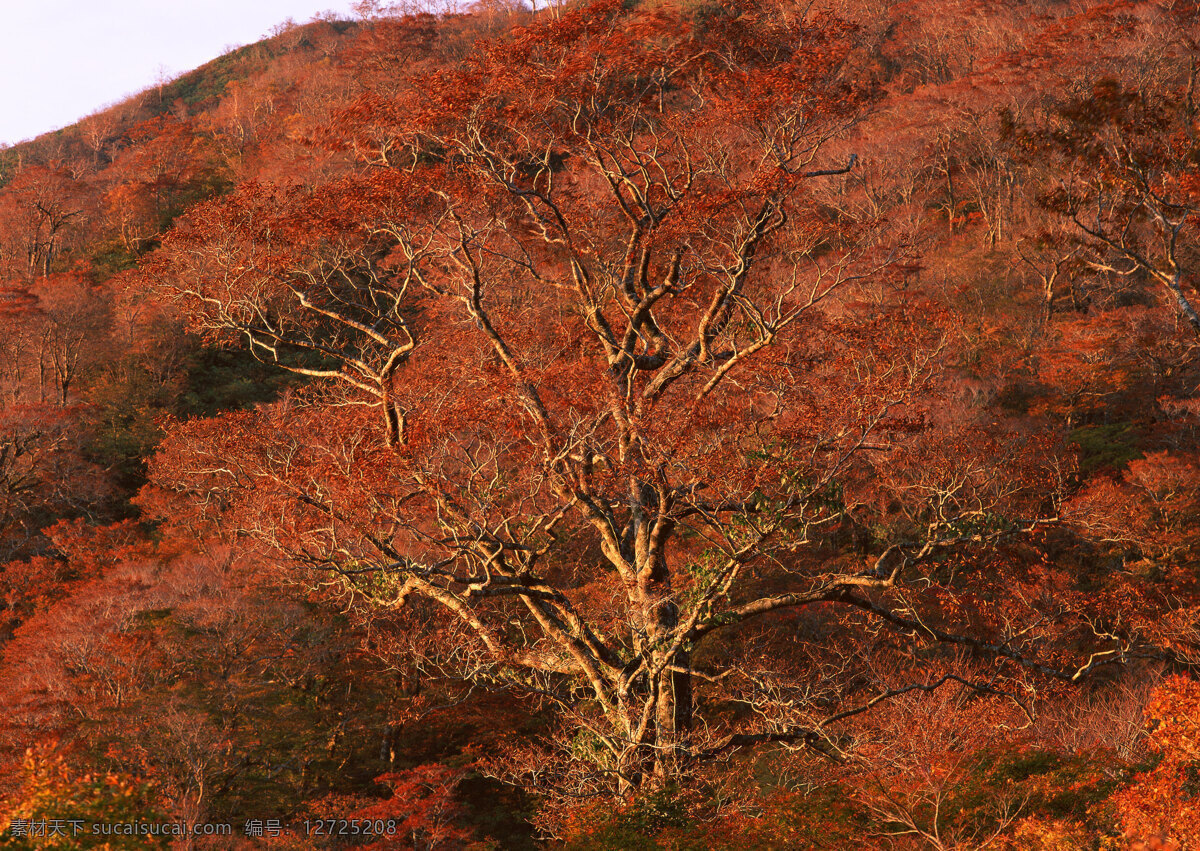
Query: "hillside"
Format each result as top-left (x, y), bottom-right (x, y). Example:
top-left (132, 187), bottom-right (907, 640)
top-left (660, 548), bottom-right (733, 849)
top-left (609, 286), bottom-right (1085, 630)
top-left (0, 1), bottom-right (1199, 848)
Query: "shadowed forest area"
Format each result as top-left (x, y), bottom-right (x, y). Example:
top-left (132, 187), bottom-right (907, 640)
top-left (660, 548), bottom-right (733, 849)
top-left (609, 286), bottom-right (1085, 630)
top-left (0, 1), bottom-right (1199, 847)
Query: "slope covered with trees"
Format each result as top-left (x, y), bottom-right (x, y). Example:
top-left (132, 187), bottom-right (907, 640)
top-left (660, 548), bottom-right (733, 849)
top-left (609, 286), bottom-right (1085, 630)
top-left (1, 0), bottom-right (1200, 847)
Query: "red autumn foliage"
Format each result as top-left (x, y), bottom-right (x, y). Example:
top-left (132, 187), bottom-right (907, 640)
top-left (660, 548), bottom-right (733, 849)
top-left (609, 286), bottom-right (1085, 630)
top-left (0, 0), bottom-right (1199, 845)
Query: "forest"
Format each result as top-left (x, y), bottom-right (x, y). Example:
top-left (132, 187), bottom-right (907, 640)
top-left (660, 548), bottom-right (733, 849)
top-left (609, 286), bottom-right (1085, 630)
top-left (0, 0), bottom-right (1198, 847)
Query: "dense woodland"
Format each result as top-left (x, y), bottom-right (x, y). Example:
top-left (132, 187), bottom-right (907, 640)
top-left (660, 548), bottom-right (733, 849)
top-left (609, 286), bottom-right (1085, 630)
top-left (0, 0), bottom-right (1198, 847)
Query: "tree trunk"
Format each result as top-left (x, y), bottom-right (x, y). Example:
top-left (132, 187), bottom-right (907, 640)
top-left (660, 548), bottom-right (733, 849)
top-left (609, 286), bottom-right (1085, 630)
top-left (652, 644), bottom-right (694, 785)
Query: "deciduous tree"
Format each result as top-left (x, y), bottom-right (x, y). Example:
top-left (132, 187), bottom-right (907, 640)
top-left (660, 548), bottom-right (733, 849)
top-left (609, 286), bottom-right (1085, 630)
top-left (141, 0), bottom-right (1169, 798)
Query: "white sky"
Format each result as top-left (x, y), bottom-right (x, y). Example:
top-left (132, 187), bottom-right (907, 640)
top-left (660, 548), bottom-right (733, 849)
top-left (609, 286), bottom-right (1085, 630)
top-left (0, 0), bottom-right (361, 146)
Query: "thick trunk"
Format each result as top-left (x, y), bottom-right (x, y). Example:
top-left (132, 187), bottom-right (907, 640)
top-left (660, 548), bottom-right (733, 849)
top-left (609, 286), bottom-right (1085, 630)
top-left (647, 582), bottom-right (693, 785)
top-left (615, 648), bottom-right (694, 791)
top-left (618, 480), bottom-right (695, 787)
top-left (652, 646), bottom-right (694, 785)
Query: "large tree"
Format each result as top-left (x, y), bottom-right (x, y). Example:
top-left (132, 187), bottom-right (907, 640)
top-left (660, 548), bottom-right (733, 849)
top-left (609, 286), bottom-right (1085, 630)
top-left (144, 0), bottom-right (1146, 794)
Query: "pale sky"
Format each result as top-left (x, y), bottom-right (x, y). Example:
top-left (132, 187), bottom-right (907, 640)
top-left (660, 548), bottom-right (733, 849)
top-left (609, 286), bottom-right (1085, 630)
top-left (0, 0), bottom-right (361, 146)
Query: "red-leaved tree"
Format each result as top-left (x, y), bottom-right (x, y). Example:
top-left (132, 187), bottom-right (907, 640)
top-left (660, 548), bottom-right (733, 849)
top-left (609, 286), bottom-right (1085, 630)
top-left (142, 0), bottom-right (1154, 796)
